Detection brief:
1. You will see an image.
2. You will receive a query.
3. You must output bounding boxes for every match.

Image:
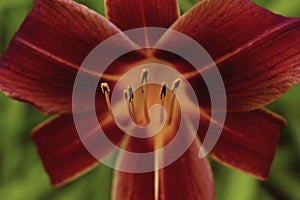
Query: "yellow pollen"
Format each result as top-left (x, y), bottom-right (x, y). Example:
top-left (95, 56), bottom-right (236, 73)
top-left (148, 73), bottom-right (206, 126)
top-left (101, 82), bottom-right (111, 111)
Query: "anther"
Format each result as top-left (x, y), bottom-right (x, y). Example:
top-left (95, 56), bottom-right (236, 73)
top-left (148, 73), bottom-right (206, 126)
top-left (101, 82), bottom-right (110, 95)
top-left (124, 89), bottom-right (128, 102)
top-left (171, 78), bottom-right (181, 93)
top-left (127, 86), bottom-right (137, 122)
top-left (141, 68), bottom-right (149, 94)
top-left (160, 81), bottom-right (167, 100)
top-left (139, 69), bottom-right (151, 123)
top-left (100, 82), bottom-right (111, 111)
top-left (140, 68), bottom-right (149, 84)
top-left (127, 85), bottom-right (134, 102)
top-left (160, 81), bottom-right (167, 124)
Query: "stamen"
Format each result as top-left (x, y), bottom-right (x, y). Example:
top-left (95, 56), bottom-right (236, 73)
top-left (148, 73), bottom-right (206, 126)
top-left (100, 82), bottom-right (111, 111)
top-left (124, 89), bottom-right (128, 102)
top-left (140, 68), bottom-right (149, 85)
top-left (127, 85), bottom-right (137, 122)
top-left (160, 81), bottom-right (167, 100)
top-left (171, 78), bottom-right (181, 93)
top-left (168, 78), bottom-right (181, 124)
top-left (128, 85), bottom-right (134, 102)
top-left (140, 68), bottom-right (150, 122)
top-left (160, 82), bottom-right (167, 124)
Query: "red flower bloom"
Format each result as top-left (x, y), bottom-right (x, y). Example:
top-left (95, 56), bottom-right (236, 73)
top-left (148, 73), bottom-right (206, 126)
top-left (0, 0), bottom-right (300, 199)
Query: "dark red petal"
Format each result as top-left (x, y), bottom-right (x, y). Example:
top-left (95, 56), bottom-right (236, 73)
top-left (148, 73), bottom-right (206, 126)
top-left (31, 114), bottom-right (124, 187)
top-left (198, 109), bottom-right (286, 179)
top-left (112, 140), bottom-right (214, 200)
top-left (163, 0), bottom-right (300, 111)
top-left (0, 0), bottom-right (122, 114)
top-left (105, 0), bottom-right (179, 31)
top-left (158, 140), bottom-right (214, 200)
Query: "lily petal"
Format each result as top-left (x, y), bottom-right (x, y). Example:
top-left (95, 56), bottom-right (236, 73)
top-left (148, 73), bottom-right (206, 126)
top-left (157, 140), bottom-right (214, 200)
top-left (112, 171), bottom-right (155, 200)
top-left (161, 0), bottom-right (300, 111)
top-left (0, 0), bottom-right (122, 114)
top-left (198, 109), bottom-right (286, 179)
top-left (105, 0), bottom-right (180, 31)
top-left (31, 114), bottom-right (125, 187)
top-left (112, 140), bottom-right (214, 200)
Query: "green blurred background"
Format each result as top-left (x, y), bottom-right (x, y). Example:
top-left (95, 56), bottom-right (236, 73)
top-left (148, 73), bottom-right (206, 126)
top-left (0, 0), bottom-right (299, 199)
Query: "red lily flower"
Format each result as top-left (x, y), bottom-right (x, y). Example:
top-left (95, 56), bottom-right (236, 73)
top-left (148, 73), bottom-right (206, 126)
top-left (0, 0), bottom-right (300, 199)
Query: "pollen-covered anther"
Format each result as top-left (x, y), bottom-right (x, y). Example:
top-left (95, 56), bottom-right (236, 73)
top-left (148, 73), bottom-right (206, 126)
top-left (100, 82), bottom-right (111, 111)
top-left (100, 82), bottom-right (110, 94)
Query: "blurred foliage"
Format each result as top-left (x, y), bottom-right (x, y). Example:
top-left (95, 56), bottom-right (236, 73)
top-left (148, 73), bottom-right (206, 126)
top-left (0, 0), bottom-right (299, 200)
